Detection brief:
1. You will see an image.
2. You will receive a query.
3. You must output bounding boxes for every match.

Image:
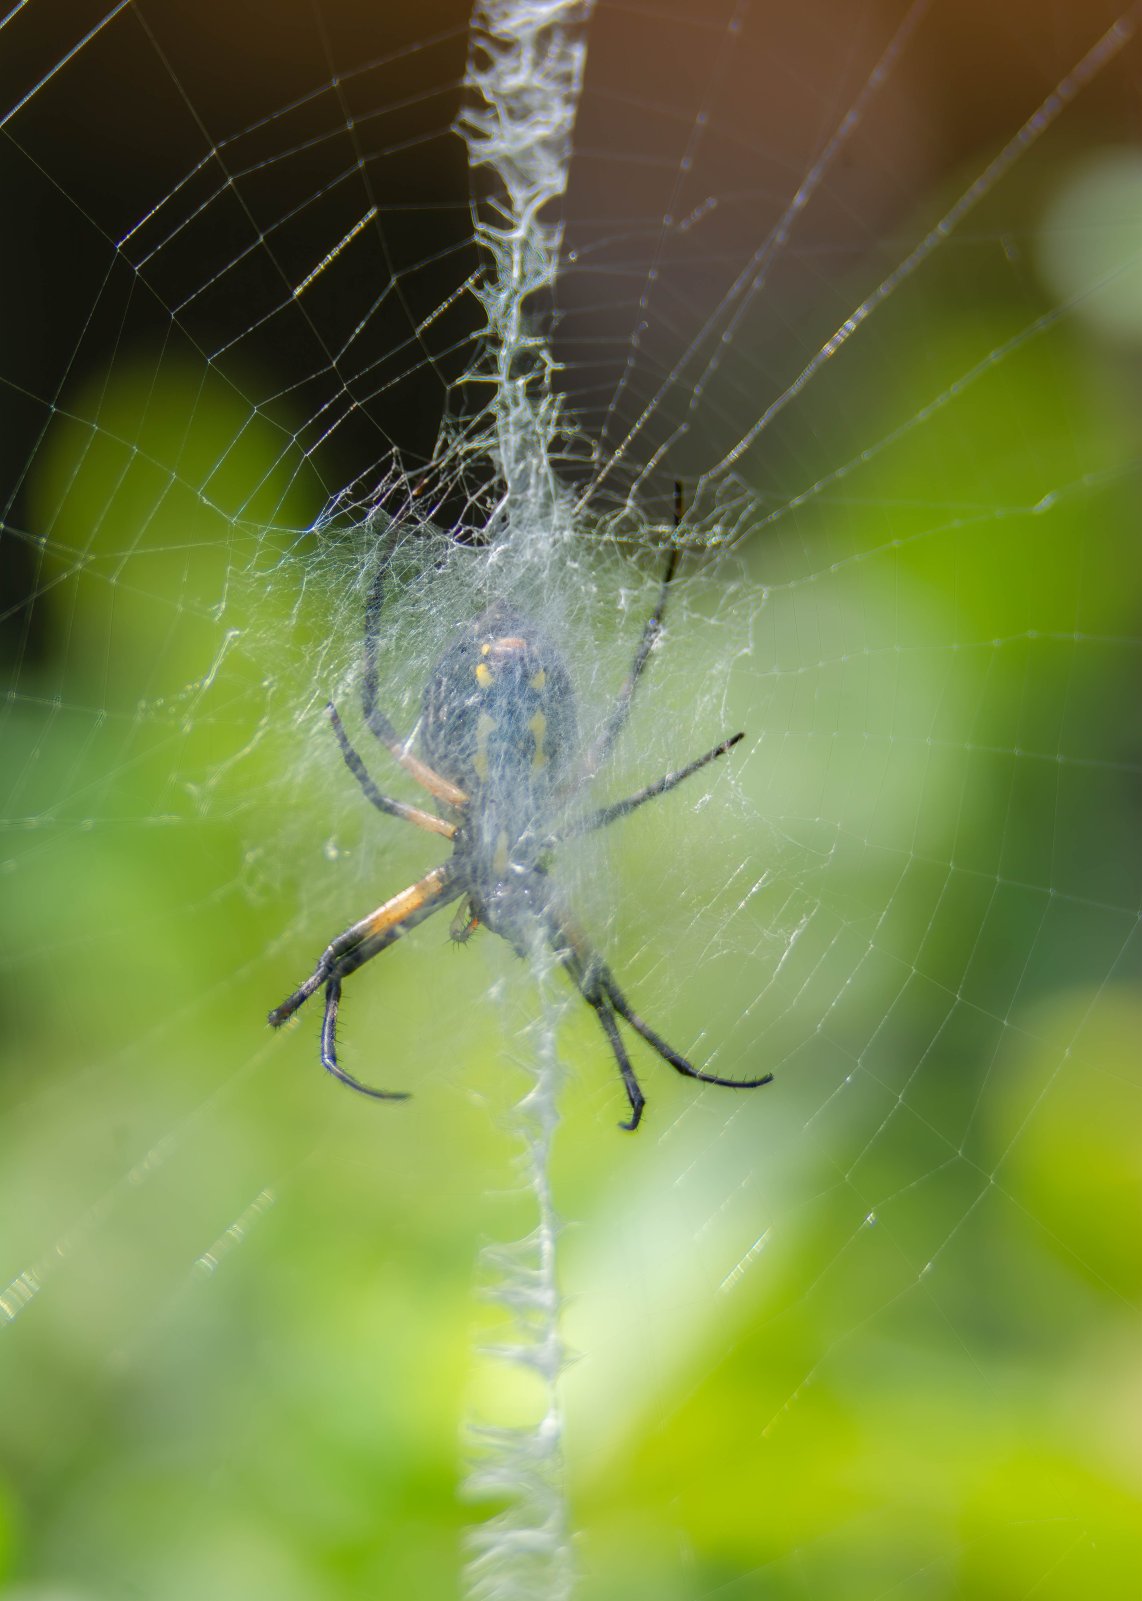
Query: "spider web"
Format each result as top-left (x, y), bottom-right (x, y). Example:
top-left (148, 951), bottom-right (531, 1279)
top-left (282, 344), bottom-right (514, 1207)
top-left (1, 2), bottom-right (1140, 1599)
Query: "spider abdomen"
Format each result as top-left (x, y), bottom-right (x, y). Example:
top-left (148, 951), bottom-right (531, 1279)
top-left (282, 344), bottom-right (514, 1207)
top-left (420, 603), bottom-right (577, 812)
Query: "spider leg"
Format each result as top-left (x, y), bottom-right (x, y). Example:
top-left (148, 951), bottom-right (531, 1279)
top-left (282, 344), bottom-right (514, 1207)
top-left (269, 866), bottom-right (460, 1098)
top-left (581, 545), bottom-right (679, 779)
top-left (319, 976), bottom-right (406, 1101)
top-left (268, 865), bottom-right (454, 1025)
top-left (327, 702), bottom-right (456, 839)
top-left (602, 972), bottom-right (774, 1092)
top-left (548, 912), bottom-right (772, 1127)
top-left (581, 483), bottom-right (687, 780)
top-left (583, 985), bottom-right (646, 1132)
top-left (363, 566), bottom-right (468, 808)
top-left (557, 732), bottom-right (743, 842)
top-left (549, 924), bottom-right (645, 1128)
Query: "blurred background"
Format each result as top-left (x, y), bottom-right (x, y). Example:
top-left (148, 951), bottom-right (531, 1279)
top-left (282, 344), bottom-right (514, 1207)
top-left (1, 2), bottom-right (1139, 1598)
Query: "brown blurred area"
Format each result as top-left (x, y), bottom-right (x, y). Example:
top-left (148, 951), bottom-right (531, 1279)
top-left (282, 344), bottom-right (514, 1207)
top-left (2, 0), bottom-right (1137, 651)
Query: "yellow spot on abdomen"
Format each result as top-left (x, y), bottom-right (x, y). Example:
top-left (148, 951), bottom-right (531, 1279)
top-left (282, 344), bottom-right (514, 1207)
top-left (528, 709), bottom-right (548, 770)
top-left (493, 830), bottom-right (510, 875)
top-left (475, 662), bottom-right (494, 688)
top-left (529, 668), bottom-right (546, 691)
top-left (474, 711), bottom-right (496, 780)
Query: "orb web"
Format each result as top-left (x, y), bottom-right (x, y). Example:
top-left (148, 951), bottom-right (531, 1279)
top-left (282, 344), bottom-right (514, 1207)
top-left (1, 3), bottom-right (1139, 1599)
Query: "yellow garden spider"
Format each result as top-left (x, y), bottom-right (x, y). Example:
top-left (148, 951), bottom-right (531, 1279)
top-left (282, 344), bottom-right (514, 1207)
top-left (269, 516), bottom-right (773, 1130)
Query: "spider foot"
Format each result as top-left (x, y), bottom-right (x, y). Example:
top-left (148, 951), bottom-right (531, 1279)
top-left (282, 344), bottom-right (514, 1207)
top-left (328, 1078), bottom-right (411, 1103)
top-left (268, 960), bottom-right (328, 1026)
top-left (618, 1090), bottom-right (645, 1132)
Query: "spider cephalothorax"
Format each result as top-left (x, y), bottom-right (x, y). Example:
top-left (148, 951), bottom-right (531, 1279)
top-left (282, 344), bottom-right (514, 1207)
top-left (269, 544), bottom-right (773, 1130)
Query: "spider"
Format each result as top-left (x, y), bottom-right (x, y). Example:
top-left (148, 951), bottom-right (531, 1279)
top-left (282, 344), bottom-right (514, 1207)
top-left (269, 515), bottom-right (773, 1130)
